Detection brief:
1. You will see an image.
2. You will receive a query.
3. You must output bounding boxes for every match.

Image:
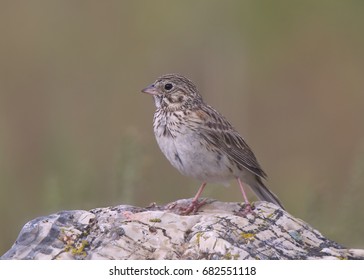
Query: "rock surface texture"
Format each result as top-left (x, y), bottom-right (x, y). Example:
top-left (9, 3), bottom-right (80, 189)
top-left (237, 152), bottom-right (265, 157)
top-left (2, 200), bottom-right (363, 260)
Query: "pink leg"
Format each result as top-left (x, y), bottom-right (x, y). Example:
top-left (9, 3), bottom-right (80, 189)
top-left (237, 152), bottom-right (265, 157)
top-left (237, 178), bottom-right (253, 214)
top-left (192, 182), bottom-right (207, 203)
top-left (182, 182), bottom-right (208, 215)
top-left (237, 178), bottom-right (250, 205)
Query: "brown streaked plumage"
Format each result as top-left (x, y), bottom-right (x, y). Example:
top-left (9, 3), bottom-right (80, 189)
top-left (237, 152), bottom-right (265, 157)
top-left (142, 73), bottom-right (285, 213)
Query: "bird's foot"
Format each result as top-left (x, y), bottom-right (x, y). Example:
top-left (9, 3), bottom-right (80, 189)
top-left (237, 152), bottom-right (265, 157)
top-left (236, 203), bottom-right (255, 217)
top-left (167, 198), bottom-right (208, 215)
top-left (181, 198), bottom-right (208, 215)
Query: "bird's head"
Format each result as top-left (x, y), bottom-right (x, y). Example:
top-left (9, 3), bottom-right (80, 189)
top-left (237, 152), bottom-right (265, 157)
top-left (141, 74), bottom-right (202, 110)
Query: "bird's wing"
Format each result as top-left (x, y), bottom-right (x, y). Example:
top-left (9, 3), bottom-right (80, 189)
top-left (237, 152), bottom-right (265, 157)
top-left (193, 105), bottom-right (267, 179)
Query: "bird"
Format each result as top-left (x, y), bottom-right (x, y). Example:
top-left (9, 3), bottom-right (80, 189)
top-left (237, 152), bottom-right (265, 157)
top-left (141, 73), bottom-right (285, 214)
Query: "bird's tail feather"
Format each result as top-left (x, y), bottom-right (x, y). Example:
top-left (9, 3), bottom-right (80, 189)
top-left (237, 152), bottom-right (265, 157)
top-left (251, 177), bottom-right (285, 210)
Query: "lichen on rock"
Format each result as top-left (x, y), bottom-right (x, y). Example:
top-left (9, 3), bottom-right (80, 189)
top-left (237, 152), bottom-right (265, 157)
top-left (1, 200), bottom-right (363, 260)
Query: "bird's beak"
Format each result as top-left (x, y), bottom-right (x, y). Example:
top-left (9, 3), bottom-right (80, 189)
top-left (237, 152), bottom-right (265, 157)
top-left (141, 84), bottom-right (158, 95)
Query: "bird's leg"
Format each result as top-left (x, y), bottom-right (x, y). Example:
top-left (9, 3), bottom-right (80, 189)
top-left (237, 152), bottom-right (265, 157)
top-left (237, 177), bottom-right (253, 213)
top-left (192, 182), bottom-right (207, 203)
top-left (182, 182), bottom-right (208, 215)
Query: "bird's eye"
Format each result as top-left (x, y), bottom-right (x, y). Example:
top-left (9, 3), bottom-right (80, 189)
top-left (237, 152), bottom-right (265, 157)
top-left (164, 83), bottom-right (173, 91)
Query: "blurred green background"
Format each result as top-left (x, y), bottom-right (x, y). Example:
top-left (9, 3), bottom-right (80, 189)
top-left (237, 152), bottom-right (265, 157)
top-left (1, 0), bottom-right (363, 255)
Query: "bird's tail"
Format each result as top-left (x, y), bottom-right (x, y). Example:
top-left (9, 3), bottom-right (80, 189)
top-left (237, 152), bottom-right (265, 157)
top-left (251, 177), bottom-right (285, 210)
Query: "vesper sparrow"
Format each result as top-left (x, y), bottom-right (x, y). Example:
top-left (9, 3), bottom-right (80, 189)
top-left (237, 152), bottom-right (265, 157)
top-left (142, 74), bottom-right (285, 213)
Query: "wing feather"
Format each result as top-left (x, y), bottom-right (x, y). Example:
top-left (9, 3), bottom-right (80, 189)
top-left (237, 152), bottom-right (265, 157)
top-left (196, 105), bottom-right (267, 179)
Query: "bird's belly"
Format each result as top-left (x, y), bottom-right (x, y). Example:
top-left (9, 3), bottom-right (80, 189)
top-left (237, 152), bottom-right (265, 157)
top-left (155, 132), bottom-right (234, 183)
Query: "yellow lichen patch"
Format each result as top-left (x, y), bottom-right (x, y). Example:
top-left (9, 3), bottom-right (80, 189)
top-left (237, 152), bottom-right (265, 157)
top-left (240, 232), bottom-right (255, 240)
top-left (149, 218), bottom-right (162, 223)
top-left (70, 240), bottom-right (89, 257)
top-left (196, 232), bottom-right (204, 245)
top-left (266, 212), bottom-right (275, 219)
top-left (224, 252), bottom-right (240, 260)
top-left (59, 229), bottom-right (89, 257)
